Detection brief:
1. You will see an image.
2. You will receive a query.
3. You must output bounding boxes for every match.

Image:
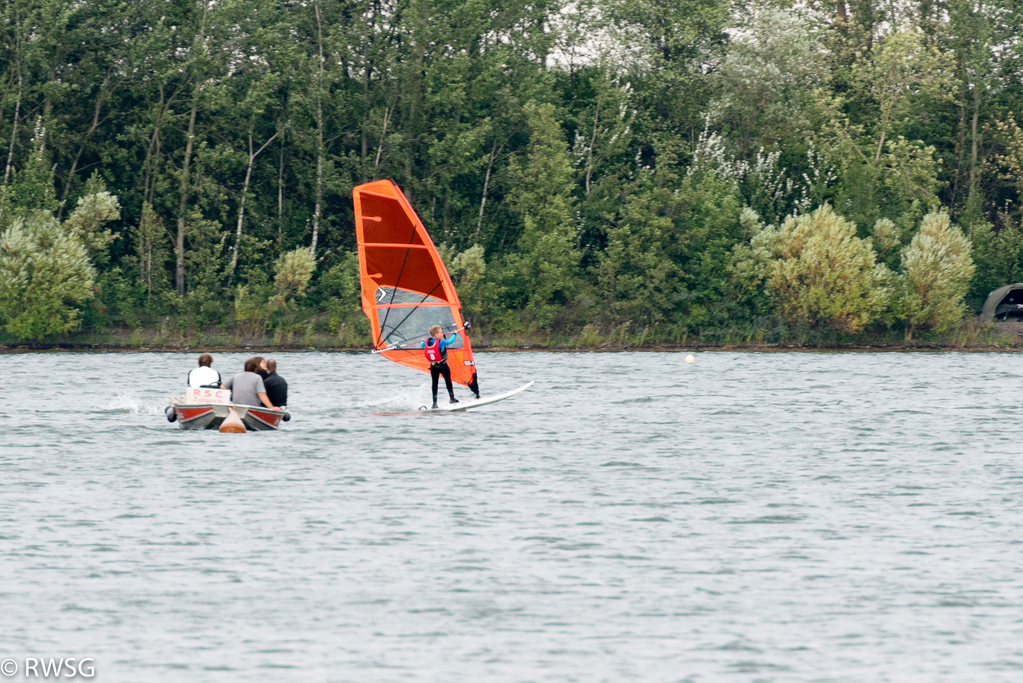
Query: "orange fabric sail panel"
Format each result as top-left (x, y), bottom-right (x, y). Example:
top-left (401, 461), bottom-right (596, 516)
top-left (353, 179), bottom-right (478, 389)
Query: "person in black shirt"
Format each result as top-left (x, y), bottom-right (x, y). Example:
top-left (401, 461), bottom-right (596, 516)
top-left (259, 358), bottom-right (288, 407)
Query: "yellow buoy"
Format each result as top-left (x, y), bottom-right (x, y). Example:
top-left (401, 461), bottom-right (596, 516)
top-left (219, 407), bottom-right (247, 433)
top-left (685, 354), bottom-right (695, 363)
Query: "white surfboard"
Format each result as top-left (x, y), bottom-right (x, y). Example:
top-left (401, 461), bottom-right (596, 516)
top-left (420, 381), bottom-right (534, 413)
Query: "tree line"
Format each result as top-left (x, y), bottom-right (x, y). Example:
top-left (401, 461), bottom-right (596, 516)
top-left (1, 0), bottom-right (1022, 344)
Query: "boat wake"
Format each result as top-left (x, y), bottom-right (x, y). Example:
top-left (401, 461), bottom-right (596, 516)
top-left (103, 392), bottom-right (162, 415)
top-left (358, 384), bottom-right (431, 413)
top-left (307, 382), bottom-right (482, 415)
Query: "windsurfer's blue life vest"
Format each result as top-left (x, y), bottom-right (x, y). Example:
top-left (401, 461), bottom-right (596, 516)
top-left (424, 337), bottom-right (446, 364)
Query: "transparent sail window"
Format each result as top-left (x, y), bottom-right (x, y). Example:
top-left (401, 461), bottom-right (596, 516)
top-left (375, 287), bottom-right (463, 349)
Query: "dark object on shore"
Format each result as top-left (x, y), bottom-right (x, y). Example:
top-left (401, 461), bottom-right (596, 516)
top-left (981, 284), bottom-right (1023, 322)
top-left (165, 406), bottom-right (177, 422)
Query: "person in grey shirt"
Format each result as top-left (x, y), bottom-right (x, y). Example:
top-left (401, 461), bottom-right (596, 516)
top-left (222, 357), bottom-right (281, 411)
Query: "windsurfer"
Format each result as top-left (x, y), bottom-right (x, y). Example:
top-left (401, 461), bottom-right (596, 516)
top-left (421, 325), bottom-right (460, 409)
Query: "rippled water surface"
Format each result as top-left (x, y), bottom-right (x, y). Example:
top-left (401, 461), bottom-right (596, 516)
top-left (3, 350), bottom-right (1023, 682)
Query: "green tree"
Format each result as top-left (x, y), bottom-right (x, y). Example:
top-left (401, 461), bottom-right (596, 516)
top-left (897, 211), bottom-right (974, 338)
top-left (61, 183), bottom-right (120, 265)
top-left (2, 119), bottom-right (58, 217)
top-left (572, 62), bottom-right (635, 195)
top-left (708, 7), bottom-right (826, 154)
top-left (940, 0), bottom-right (1020, 218)
top-left (318, 250), bottom-right (367, 341)
top-left (597, 153), bottom-right (743, 331)
top-left (820, 28), bottom-right (955, 229)
top-left (0, 211), bottom-right (95, 339)
top-left (993, 113), bottom-right (1023, 202)
top-left (604, 0), bottom-right (728, 138)
top-left (755, 204), bottom-right (891, 333)
top-left (597, 175), bottom-right (682, 327)
top-left (727, 206), bottom-right (774, 318)
top-left (3, 0), bottom-right (1018, 342)
top-left (274, 247), bottom-right (316, 298)
top-left (235, 247), bottom-right (316, 336)
top-left (132, 202), bottom-right (171, 308)
top-left (500, 102), bottom-right (581, 327)
top-left (967, 215), bottom-right (1023, 310)
top-left (174, 210), bottom-right (229, 326)
top-left (440, 242), bottom-right (487, 323)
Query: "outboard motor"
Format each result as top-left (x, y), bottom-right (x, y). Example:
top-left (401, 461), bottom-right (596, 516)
top-left (165, 406), bottom-right (177, 422)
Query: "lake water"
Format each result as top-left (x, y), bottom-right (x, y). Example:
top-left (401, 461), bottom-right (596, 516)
top-left (2, 350), bottom-right (1023, 682)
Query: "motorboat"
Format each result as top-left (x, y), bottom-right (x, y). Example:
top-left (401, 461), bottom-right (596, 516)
top-left (166, 387), bottom-right (289, 431)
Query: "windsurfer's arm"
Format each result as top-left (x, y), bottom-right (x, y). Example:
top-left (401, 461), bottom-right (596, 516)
top-left (435, 332), bottom-right (458, 352)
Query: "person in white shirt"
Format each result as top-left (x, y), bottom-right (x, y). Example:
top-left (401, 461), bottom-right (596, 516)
top-left (187, 353), bottom-right (222, 388)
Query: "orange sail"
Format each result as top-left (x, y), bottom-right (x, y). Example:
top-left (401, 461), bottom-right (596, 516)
top-left (353, 179), bottom-right (479, 393)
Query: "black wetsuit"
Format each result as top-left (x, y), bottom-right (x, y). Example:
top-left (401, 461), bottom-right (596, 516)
top-left (430, 362), bottom-right (455, 403)
top-left (423, 334), bottom-right (458, 404)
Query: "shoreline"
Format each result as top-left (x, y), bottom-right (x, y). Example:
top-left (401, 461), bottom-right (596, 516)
top-left (4, 340), bottom-right (1023, 353)
top-left (4, 319), bottom-right (1023, 353)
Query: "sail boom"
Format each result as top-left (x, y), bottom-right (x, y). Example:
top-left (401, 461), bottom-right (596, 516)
top-left (357, 189), bottom-right (399, 200)
top-left (361, 242), bottom-right (434, 249)
top-left (364, 302), bottom-right (451, 310)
